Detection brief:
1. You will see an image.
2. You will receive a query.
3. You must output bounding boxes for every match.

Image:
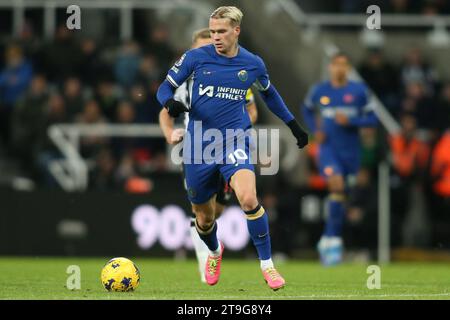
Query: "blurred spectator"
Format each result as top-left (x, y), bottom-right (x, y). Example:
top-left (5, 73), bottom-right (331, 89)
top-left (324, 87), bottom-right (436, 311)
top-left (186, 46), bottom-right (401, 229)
top-left (75, 100), bottom-right (108, 158)
top-left (114, 40), bottom-right (141, 89)
top-left (401, 81), bottom-right (437, 132)
top-left (41, 25), bottom-right (82, 83)
top-left (136, 54), bottom-right (162, 84)
top-left (422, 1), bottom-right (439, 15)
top-left (95, 78), bottom-right (121, 122)
top-left (0, 44), bottom-right (33, 147)
top-left (358, 49), bottom-right (400, 113)
top-left (129, 83), bottom-right (156, 123)
top-left (10, 74), bottom-right (48, 175)
top-left (389, 112), bottom-right (430, 179)
top-left (428, 129), bottom-right (450, 247)
top-left (401, 48), bottom-right (438, 96)
top-left (436, 82), bottom-right (450, 134)
top-left (387, 0), bottom-right (418, 13)
top-left (79, 38), bottom-right (105, 86)
top-left (389, 111), bottom-right (431, 246)
top-left (345, 167), bottom-right (378, 250)
top-left (89, 148), bottom-right (117, 190)
top-left (62, 76), bottom-right (85, 120)
top-left (116, 153), bottom-right (138, 188)
top-left (430, 130), bottom-right (450, 199)
top-left (35, 93), bottom-right (68, 187)
top-left (17, 21), bottom-right (44, 73)
top-left (111, 100), bottom-right (139, 160)
top-left (145, 24), bottom-right (175, 70)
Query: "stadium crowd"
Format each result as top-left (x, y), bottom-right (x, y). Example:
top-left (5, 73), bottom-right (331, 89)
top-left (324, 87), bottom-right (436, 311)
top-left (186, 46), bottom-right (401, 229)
top-left (0, 24), bottom-right (177, 191)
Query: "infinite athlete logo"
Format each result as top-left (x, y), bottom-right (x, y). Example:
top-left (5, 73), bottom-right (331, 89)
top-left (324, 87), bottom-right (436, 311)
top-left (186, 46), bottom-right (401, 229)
top-left (198, 84), bottom-right (246, 101)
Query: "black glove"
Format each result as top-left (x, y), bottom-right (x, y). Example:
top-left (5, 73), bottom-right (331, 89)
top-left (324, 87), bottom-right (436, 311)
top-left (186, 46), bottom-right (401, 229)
top-left (287, 119), bottom-right (309, 149)
top-left (165, 98), bottom-right (189, 118)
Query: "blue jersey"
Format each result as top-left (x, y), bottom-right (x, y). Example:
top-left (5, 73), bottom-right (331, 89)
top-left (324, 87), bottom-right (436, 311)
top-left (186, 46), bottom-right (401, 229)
top-left (302, 80), bottom-right (377, 156)
top-left (165, 44), bottom-right (270, 161)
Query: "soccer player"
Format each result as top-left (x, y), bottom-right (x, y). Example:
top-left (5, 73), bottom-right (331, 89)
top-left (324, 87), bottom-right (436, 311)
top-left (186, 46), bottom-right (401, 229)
top-left (158, 27), bottom-right (258, 283)
top-left (157, 6), bottom-right (308, 290)
top-left (301, 53), bottom-right (378, 266)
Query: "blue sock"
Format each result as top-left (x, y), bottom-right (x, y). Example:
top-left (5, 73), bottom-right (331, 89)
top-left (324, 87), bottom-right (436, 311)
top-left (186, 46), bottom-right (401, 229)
top-left (324, 195), bottom-right (345, 237)
top-left (195, 220), bottom-right (219, 251)
top-left (245, 204), bottom-right (272, 260)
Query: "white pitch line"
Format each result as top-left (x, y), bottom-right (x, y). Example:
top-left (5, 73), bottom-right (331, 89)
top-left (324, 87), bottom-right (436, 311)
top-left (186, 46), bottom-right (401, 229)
top-left (220, 292), bottom-right (450, 299)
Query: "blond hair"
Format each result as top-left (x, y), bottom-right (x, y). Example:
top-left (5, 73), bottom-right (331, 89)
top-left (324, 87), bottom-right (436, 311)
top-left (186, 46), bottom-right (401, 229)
top-left (192, 28), bottom-right (211, 43)
top-left (210, 6), bottom-right (243, 26)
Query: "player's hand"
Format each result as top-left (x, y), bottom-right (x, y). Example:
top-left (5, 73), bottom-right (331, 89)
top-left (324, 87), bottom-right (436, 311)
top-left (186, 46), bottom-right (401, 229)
top-left (165, 98), bottom-right (189, 118)
top-left (287, 119), bottom-right (309, 149)
top-left (335, 112), bottom-right (350, 126)
top-left (169, 128), bottom-right (185, 145)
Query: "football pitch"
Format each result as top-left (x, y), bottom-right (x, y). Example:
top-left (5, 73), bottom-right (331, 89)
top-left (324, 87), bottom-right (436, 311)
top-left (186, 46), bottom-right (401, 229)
top-left (1, 257), bottom-right (449, 300)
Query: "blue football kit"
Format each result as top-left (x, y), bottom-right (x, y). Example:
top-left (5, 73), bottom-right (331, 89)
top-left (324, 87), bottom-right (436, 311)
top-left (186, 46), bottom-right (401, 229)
top-left (158, 44), bottom-right (295, 204)
top-left (157, 42), bottom-right (308, 277)
top-left (302, 79), bottom-right (377, 263)
top-left (302, 80), bottom-right (378, 180)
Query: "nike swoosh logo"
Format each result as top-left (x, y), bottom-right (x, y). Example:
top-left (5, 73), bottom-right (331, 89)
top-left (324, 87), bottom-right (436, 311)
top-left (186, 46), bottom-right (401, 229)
top-left (258, 233), bottom-right (268, 238)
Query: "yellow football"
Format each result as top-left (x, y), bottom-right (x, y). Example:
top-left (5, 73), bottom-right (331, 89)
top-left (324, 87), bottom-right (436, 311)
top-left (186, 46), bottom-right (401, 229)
top-left (101, 257), bottom-right (140, 292)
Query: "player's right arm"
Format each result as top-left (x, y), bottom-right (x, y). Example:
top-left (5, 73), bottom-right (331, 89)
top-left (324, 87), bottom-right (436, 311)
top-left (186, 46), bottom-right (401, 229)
top-left (158, 108), bottom-right (184, 145)
top-left (156, 51), bottom-right (195, 118)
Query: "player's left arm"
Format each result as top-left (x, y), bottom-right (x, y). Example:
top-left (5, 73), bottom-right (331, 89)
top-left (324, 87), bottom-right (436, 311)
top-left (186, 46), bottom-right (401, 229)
top-left (245, 88), bottom-right (258, 124)
top-left (254, 56), bottom-right (308, 148)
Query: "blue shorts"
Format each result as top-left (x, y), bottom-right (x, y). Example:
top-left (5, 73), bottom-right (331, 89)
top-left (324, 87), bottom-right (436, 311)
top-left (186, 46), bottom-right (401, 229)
top-left (183, 145), bottom-right (254, 204)
top-left (318, 144), bottom-right (360, 179)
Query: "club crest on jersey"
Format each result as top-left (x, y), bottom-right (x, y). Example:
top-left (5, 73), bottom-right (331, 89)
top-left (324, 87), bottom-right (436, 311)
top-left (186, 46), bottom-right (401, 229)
top-left (237, 70), bottom-right (248, 82)
top-left (320, 96), bottom-right (330, 105)
top-left (188, 187), bottom-right (197, 198)
top-left (343, 94), bottom-right (354, 104)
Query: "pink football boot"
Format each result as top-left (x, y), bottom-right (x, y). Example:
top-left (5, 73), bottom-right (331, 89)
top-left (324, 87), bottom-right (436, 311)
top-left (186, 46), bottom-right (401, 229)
top-left (204, 242), bottom-right (224, 286)
top-left (262, 267), bottom-right (285, 291)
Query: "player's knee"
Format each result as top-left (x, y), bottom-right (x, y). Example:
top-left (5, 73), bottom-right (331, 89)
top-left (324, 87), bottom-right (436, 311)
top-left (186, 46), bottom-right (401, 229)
top-left (195, 214), bottom-right (215, 230)
top-left (192, 206), bottom-right (215, 229)
top-left (238, 192), bottom-right (258, 212)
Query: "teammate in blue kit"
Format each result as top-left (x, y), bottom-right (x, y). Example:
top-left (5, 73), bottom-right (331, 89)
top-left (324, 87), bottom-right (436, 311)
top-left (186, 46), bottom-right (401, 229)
top-left (302, 52), bottom-right (378, 266)
top-left (157, 6), bottom-right (308, 290)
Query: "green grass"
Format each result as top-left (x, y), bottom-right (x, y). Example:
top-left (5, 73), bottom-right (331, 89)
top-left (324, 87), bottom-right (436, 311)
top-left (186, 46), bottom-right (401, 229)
top-left (0, 257), bottom-right (449, 300)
